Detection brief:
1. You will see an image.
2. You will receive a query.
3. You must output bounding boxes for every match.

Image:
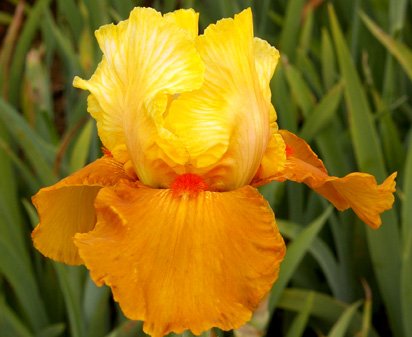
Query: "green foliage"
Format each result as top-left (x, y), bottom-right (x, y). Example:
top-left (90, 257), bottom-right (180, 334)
top-left (0, 0), bottom-right (410, 336)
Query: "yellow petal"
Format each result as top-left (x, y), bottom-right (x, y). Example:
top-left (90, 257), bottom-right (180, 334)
top-left (253, 37), bottom-right (279, 105)
top-left (32, 157), bottom-right (132, 265)
top-left (252, 132), bottom-right (286, 187)
top-left (73, 7), bottom-right (204, 186)
top-left (164, 8), bottom-right (275, 190)
top-left (164, 8), bottom-right (199, 40)
top-left (75, 182), bottom-right (285, 337)
top-left (273, 130), bottom-right (396, 228)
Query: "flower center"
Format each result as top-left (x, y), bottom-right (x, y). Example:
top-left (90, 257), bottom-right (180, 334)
top-left (171, 173), bottom-right (209, 197)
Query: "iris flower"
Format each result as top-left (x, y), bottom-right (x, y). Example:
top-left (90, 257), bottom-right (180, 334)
top-left (32, 7), bottom-right (396, 337)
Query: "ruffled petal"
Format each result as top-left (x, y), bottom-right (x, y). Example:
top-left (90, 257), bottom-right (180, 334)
top-left (75, 182), bottom-right (285, 337)
top-left (252, 132), bottom-right (286, 187)
top-left (73, 7), bottom-right (204, 186)
top-left (32, 157), bottom-right (133, 265)
top-left (316, 172), bottom-right (397, 229)
top-left (164, 8), bottom-right (276, 190)
top-left (253, 37), bottom-right (279, 106)
top-left (163, 8), bottom-right (199, 39)
top-left (273, 130), bottom-right (396, 228)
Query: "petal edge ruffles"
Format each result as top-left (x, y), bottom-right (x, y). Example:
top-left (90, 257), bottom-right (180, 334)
top-left (270, 130), bottom-right (396, 228)
top-left (75, 182), bottom-right (285, 337)
top-left (32, 157), bottom-right (133, 265)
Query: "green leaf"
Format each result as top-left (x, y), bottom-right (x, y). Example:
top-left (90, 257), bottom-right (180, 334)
top-left (70, 119), bottom-right (94, 172)
top-left (360, 12), bottom-right (412, 81)
top-left (296, 51), bottom-right (323, 97)
top-left (0, 11), bottom-right (13, 25)
top-left (329, 6), bottom-right (402, 337)
top-left (9, 0), bottom-right (53, 105)
top-left (389, 0), bottom-right (408, 33)
top-left (35, 324), bottom-right (66, 337)
top-left (0, 97), bottom-right (57, 185)
top-left (279, 0), bottom-right (306, 60)
top-left (0, 137), bottom-right (40, 194)
top-left (43, 9), bottom-right (82, 77)
top-left (329, 6), bottom-right (386, 176)
top-left (278, 288), bottom-right (378, 337)
top-left (284, 63), bottom-right (316, 118)
top-left (269, 207), bottom-right (332, 311)
top-left (401, 135), bottom-right (412, 337)
top-left (285, 292), bottom-right (314, 337)
top-left (321, 28), bottom-right (337, 90)
top-left (0, 299), bottom-right (34, 337)
top-left (300, 82), bottom-right (343, 142)
top-left (0, 236), bottom-right (48, 331)
top-left (57, 0), bottom-right (83, 39)
top-left (272, 64), bottom-right (298, 133)
top-left (327, 301), bottom-right (362, 337)
top-left (278, 220), bottom-right (343, 299)
top-left (298, 7), bottom-right (313, 55)
top-left (83, 277), bottom-right (111, 337)
top-left (54, 264), bottom-right (86, 337)
top-left (83, 0), bottom-right (110, 30)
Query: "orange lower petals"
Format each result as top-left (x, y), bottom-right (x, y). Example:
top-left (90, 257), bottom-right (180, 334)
top-left (273, 130), bottom-right (396, 229)
top-left (32, 156), bottom-right (133, 265)
top-left (75, 182), bottom-right (285, 337)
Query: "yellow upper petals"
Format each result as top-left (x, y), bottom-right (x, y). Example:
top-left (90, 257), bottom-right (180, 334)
top-left (273, 130), bottom-right (396, 228)
top-left (164, 8), bottom-right (275, 190)
top-left (74, 7), bottom-right (283, 190)
top-left (32, 157), bottom-right (132, 265)
top-left (254, 37), bottom-right (280, 103)
top-left (73, 7), bottom-right (204, 186)
top-left (252, 132), bottom-right (286, 187)
top-left (75, 182), bottom-right (285, 337)
top-left (164, 9), bottom-right (199, 39)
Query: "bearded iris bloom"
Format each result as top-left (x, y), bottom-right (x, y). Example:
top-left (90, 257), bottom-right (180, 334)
top-left (32, 7), bottom-right (396, 337)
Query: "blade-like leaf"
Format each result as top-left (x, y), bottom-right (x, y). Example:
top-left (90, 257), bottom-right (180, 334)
top-left (285, 292), bottom-right (314, 337)
top-left (269, 207), bottom-right (332, 311)
top-left (278, 288), bottom-right (378, 337)
top-left (278, 220), bottom-right (343, 299)
top-left (327, 301), bottom-right (362, 337)
top-left (9, 0), bottom-right (53, 105)
top-left (0, 299), bottom-right (33, 337)
top-left (0, 236), bottom-right (48, 331)
top-left (361, 12), bottom-right (412, 81)
top-left (329, 6), bottom-right (402, 337)
top-left (300, 82), bottom-right (343, 142)
top-left (401, 135), bottom-right (412, 337)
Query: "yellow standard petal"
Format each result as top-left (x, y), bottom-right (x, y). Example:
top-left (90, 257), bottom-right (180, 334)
top-left (273, 130), bottom-right (396, 228)
top-left (32, 156), bottom-right (133, 265)
top-left (252, 132), bottom-right (286, 187)
top-left (75, 181), bottom-right (285, 337)
top-left (165, 8), bottom-right (280, 190)
top-left (73, 7), bottom-right (204, 187)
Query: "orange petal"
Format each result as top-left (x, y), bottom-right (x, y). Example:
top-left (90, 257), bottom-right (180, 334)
top-left (273, 130), bottom-right (396, 229)
top-left (317, 172), bottom-right (397, 229)
top-left (75, 182), bottom-right (285, 337)
top-left (32, 157), bottom-right (133, 265)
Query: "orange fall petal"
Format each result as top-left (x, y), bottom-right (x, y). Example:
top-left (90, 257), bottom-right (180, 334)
top-left (75, 182), bottom-right (285, 337)
top-left (32, 156), bottom-right (133, 265)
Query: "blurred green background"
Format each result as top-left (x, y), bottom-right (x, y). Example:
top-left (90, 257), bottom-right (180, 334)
top-left (0, 0), bottom-right (411, 336)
